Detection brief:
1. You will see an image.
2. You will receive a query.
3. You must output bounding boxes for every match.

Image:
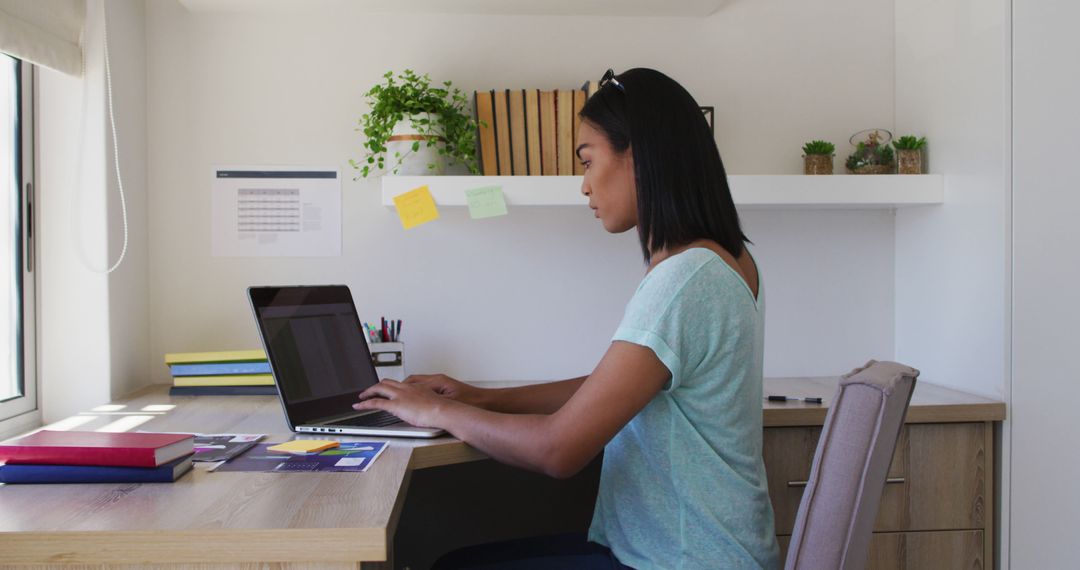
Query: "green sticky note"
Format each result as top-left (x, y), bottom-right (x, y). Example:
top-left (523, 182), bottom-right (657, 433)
top-left (465, 185), bottom-right (508, 219)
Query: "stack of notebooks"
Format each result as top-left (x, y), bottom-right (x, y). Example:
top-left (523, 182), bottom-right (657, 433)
top-left (0, 430), bottom-right (195, 484)
top-left (474, 80), bottom-right (599, 176)
top-left (166, 349), bottom-right (276, 396)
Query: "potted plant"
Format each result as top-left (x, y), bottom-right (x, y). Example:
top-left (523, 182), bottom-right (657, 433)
top-left (351, 69), bottom-right (484, 178)
top-left (845, 129), bottom-right (895, 174)
top-left (802, 140), bottom-right (836, 175)
top-left (893, 135), bottom-right (928, 174)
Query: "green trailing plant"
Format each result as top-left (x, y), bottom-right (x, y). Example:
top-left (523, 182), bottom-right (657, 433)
top-left (350, 69), bottom-right (484, 178)
top-left (893, 135), bottom-right (928, 150)
top-left (802, 140), bottom-right (836, 156)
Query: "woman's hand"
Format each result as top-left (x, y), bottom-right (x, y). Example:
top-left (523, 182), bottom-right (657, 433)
top-left (402, 374), bottom-right (487, 408)
top-left (354, 380), bottom-right (463, 429)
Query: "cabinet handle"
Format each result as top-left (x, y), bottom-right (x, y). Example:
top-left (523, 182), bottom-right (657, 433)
top-left (787, 477), bottom-right (905, 488)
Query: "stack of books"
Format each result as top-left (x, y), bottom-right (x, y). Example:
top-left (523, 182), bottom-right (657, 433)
top-left (0, 431), bottom-right (195, 484)
top-left (165, 349), bottom-right (276, 396)
top-left (474, 80), bottom-right (599, 176)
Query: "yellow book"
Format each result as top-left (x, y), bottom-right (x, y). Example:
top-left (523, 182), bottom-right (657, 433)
top-left (492, 89), bottom-right (512, 175)
top-left (173, 374), bottom-right (275, 387)
top-left (507, 89), bottom-right (528, 175)
top-left (539, 90), bottom-right (557, 175)
top-left (474, 90), bottom-right (498, 176)
top-left (164, 349), bottom-right (266, 365)
top-left (556, 89), bottom-right (575, 175)
top-left (524, 89), bottom-right (542, 176)
top-left (573, 89), bottom-right (586, 176)
top-left (267, 440), bottom-right (339, 454)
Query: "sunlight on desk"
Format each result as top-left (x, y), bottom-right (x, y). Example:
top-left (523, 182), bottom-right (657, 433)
top-left (95, 415), bottom-right (155, 433)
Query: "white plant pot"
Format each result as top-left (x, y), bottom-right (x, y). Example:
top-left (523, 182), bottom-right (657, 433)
top-left (383, 113), bottom-right (465, 176)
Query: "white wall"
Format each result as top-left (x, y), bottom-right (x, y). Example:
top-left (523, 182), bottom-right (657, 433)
top-left (37, 0), bottom-right (149, 421)
top-left (38, 0), bottom-right (110, 422)
top-left (103, 0), bottom-right (150, 401)
top-left (146, 0), bottom-right (900, 385)
top-left (893, 1), bottom-right (1009, 400)
top-left (1010, 0), bottom-right (1080, 566)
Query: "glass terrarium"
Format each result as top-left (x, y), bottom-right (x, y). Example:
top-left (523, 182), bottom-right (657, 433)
top-left (845, 129), bottom-right (895, 174)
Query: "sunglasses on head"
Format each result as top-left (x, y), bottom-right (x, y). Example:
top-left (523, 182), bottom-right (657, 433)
top-left (600, 68), bottom-right (624, 92)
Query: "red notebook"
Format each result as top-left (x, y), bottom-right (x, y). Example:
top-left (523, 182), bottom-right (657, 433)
top-left (0, 430), bottom-right (194, 467)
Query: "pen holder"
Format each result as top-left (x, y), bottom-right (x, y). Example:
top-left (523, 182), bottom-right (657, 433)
top-left (368, 342), bottom-right (405, 381)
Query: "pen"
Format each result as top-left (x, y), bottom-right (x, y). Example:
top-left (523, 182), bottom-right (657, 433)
top-left (766, 395), bottom-right (823, 404)
top-left (396, 319), bottom-right (402, 342)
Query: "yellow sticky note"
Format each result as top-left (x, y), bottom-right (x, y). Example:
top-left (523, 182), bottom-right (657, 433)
top-left (267, 440), bottom-right (340, 454)
top-left (393, 185), bottom-right (440, 230)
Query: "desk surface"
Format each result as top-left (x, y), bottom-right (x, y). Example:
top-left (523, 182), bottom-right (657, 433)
top-left (0, 377), bottom-right (1004, 567)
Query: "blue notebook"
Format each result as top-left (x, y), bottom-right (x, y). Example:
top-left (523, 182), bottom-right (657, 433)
top-left (170, 362), bottom-right (271, 376)
top-left (0, 455), bottom-right (193, 484)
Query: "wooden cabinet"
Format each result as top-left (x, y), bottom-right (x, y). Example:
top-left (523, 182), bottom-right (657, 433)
top-left (778, 530), bottom-right (985, 570)
top-left (762, 377), bottom-right (1003, 570)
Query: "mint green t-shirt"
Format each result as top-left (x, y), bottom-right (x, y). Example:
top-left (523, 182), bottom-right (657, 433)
top-left (588, 247), bottom-right (780, 570)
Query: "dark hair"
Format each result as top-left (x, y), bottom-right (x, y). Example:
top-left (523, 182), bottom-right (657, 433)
top-left (579, 68), bottom-right (749, 264)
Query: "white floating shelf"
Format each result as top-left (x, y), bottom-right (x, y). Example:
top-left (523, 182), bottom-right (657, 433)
top-left (179, 0), bottom-right (727, 18)
top-left (381, 175), bottom-right (944, 210)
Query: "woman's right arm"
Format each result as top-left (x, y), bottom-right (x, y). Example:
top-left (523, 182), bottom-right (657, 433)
top-left (403, 374), bottom-right (586, 415)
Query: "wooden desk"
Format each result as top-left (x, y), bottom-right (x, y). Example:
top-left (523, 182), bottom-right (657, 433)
top-left (0, 384), bottom-right (479, 569)
top-left (0, 378), bottom-right (1004, 569)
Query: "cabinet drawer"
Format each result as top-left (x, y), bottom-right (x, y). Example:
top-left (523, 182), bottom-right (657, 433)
top-left (764, 422), bottom-right (986, 534)
top-left (779, 530), bottom-right (984, 570)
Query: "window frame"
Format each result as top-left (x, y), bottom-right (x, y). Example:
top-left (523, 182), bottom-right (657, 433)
top-left (0, 58), bottom-right (38, 433)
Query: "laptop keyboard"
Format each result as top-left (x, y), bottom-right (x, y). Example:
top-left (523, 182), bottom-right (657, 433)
top-left (333, 411), bottom-right (404, 428)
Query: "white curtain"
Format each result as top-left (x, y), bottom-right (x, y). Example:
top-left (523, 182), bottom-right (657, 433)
top-left (0, 0), bottom-right (85, 76)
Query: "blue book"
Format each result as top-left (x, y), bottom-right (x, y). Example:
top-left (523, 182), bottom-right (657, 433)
top-left (0, 455), bottom-right (193, 484)
top-left (169, 386), bottom-right (277, 396)
top-left (170, 362), bottom-right (271, 376)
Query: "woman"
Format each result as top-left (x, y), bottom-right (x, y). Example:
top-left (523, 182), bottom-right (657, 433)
top-left (354, 68), bottom-right (780, 569)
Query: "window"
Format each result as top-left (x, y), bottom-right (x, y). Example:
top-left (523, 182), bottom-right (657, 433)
top-left (0, 54), bottom-right (36, 424)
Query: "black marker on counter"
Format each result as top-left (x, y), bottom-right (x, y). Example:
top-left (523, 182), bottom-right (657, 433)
top-left (766, 395), bottom-right (823, 404)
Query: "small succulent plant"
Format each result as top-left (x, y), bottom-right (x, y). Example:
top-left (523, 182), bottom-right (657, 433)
top-left (893, 135), bottom-right (928, 150)
top-left (802, 140), bottom-right (836, 156)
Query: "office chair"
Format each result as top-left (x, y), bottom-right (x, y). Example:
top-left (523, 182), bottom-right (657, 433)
top-left (784, 360), bottom-right (919, 570)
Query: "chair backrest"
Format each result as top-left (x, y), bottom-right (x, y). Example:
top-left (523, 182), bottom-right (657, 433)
top-left (784, 360), bottom-right (919, 570)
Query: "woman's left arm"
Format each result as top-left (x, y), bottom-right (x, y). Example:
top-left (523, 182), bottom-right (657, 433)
top-left (353, 340), bottom-right (670, 479)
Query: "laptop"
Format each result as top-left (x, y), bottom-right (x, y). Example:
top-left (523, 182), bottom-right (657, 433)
top-left (248, 285), bottom-right (445, 438)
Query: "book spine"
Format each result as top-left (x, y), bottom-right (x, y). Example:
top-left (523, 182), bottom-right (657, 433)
top-left (492, 89), bottom-right (512, 175)
top-left (524, 89), bottom-right (542, 176)
top-left (573, 89), bottom-right (586, 176)
top-left (163, 350), bottom-right (265, 365)
top-left (556, 89), bottom-right (575, 175)
top-left (0, 446), bottom-right (157, 467)
top-left (474, 91), bottom-right (498, 176)
top-left (539, 91), bottom-right (557, 176)
top-left (173, 374), bottom-right (275, 387)
top-left (169, 385), bottom-right (278, 396)
top-left (0, 460), bottom-right (189, 484)
top-left (170, 362), bottom-right (271, 376)
top-left (507, 89), bottom-right (528, 176)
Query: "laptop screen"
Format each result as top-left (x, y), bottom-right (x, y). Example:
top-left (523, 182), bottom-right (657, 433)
top-left (249, 286), bottom-right (379, 426)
